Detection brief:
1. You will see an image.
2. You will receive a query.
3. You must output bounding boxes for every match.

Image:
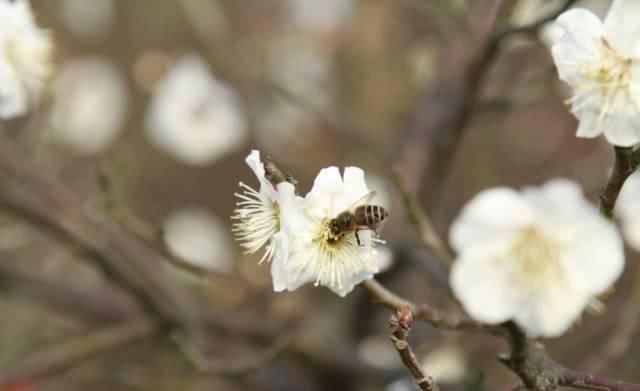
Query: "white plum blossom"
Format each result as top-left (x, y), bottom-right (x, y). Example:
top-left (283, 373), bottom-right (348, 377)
top-left (450, 179), bottom-right (624, 338)
top-left (614, 170), bottom-right (640, 252)
top-left (550, 0), bottom-right (640, 146)
top-left (277, 166), bottom-right (384, 297)
top-left (163, 207), bottom-right (234, 273)
top-left (50, 57), bottom-right (128, 154)
top-left (145, 54), bottom-right (247, 165)
top-left (0, 0), bottom-right (52, 118)
top-left (232, 150), bottom-right (296, 287)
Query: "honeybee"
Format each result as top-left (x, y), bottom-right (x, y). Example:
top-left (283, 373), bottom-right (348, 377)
top-left (329, 191), bottom-right (389, 245)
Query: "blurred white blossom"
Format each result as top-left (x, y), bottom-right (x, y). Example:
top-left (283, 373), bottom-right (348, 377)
top-left (450, 179), bottom-right (624, 338)
top-left (145, 54), bottom-right (247, 165)
top-left (50, 57), bottom-right (128, 154)
top-left (163, 207), bottom-right (233, 273)
top-left (0, 0), bottom-right (52, 118)
top-left (284, 0), bottom-right (354, 34)
top-left (61, 0), bottom-right (114, 41)
top-left (614, 170), bottom-right (640, 251)
top-left (550, 0), bottom-right (640, 146)
top-left (421, 345), bottom-right (467, 384)
top-left (277, 166), bottom-right (384, 297)
top-left (233, 150), bottom-right (296, 280)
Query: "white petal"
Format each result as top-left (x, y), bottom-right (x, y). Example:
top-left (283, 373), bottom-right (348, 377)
top-left (562, 216), bottom-right (624, 295)
top-left (554, 8), bottom-right (605, 50)
top-left (574, 110), bottom-right (604, 138)
top-left (603, 0), bottom-right (640, 55)
top-left (342, 166), bottom-right (370, 205)
top-left (513, 281), bottom-right (590, 338)
top-left (246, 149), bottom-right (279, 200)
top-left (270, 231), bottom-right (290, 292)
top-left (306, 166), bottom-right (343, 217)
top-left (602, 115), bottom-right (640, 147)
top-left (449, 188), bottom-right (534, 252)
top-left (450, 245), bottom-right (519, 324)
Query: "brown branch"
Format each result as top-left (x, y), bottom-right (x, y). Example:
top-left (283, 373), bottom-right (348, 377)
top-left (390, 307), bottom-right (440, 391)
top-left (500, 323), bottom-right (640, 391)
top-left (0, 317), bottom-right (161, 387)
top-left (599, 146), bottom-right (640, 218)
top-left (0, 260), bottom-right (139, 323)
top-left (361, 279), bottom-right (483, 330)
top-left (392, 170), bottom-right (454, 269)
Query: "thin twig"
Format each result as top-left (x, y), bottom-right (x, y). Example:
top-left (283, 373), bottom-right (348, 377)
top-left (392, 169), bottom-right (454, 269)
top-left (361, 279), bottom-right (483, 330)
top-left (390, 307), bottom-right (440, 391)
top-left (0, 317), bottom-right (161, 386)
top-left (599, 147), bottom-right (640, 218)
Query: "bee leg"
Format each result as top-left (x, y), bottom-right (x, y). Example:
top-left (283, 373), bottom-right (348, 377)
top-left (355, 230), bottom-right (362, 246)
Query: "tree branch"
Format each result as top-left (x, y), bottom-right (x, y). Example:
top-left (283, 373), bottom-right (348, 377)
top-left (0, 317), bottom-right (161, 387)
top-left (361, 279), bottom-right (483, 330)
top-left (599, 146), bottom-right (640, 218)
top-left (392, 169), bottom-right (454, 269)
top-left (500, 322), bottom-right (640, 391)
top-left (390, 307), bottom-right (440, 391)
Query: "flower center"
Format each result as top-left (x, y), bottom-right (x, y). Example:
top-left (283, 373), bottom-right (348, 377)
top-left (507, 226), bottom-right (563, 290)
top-left (571, 38), bottom-right (635, 121)
top-left (298, 217), bottom-right (376, 290)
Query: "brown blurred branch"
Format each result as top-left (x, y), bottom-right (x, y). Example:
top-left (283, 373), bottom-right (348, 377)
top-left (390, 307), bottom-right (440, 391)
top-left (392, 169), bottom-right (453, 269)
top-left (0, 260), bottom-right (139, 323)
top-left (362, 279), bottom-right (483, 330)
top-left (599, 146), bottom-right (640, 218)
top-left (500, 323), bottom-right (640, 391)
top-left (0, 317), bottom-right (161, 387)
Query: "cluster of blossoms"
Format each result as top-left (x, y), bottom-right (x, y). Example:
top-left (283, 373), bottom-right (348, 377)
top-left (232, 150), bottom-right (388, 297)
top-left (0, 0), bottom-right (52, 119)
top-left (549, 0), bottom-right (640, 146)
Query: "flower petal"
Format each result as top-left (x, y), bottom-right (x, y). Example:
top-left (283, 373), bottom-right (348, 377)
top-left (513, 281), bottom-right (590, 338)
top-left (604, 0), bottom-right (640, 56)
top-left (450, 245), bottom-right (519, 324)
top-left (449, 188), bottom-right (534, 252)
top-left (574, 110), bottom-right (604, 138)
top-left (554, 8), bottom-right (605, 50)
top-left (343, 166), bottom-right (370, 201)
top-left (306, 166), bottom-right (343, 217)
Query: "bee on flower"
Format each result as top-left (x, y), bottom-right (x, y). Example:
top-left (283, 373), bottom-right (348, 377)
top-left (232, 150), bottom-right (389, 297)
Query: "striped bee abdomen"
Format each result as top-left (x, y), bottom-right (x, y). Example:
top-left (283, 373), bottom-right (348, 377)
top-left (354, 204), bottom-right (388, 227)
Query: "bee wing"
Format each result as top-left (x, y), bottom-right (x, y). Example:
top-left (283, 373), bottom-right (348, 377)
top-left (347, 191), bottom-right (377, 212)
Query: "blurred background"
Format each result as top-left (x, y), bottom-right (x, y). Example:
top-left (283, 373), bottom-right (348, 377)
top-left (0, 0), bottom-right (638, 390)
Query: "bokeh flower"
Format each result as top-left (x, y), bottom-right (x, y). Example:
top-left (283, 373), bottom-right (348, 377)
top-left (450, 179), bottom-right (624, 337)
top-left (145, 54), bottom-right (247, 165)
top-left (550, 0), bottom-right (640, 146)
top-left (277, 166), bottom-right (385, 297)
top-left (163, 207), bottom-right (234, 273)
top-left (50, 57), bottom-right (128, 154)
top-left (0, 0), bottom-right (52, 118)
